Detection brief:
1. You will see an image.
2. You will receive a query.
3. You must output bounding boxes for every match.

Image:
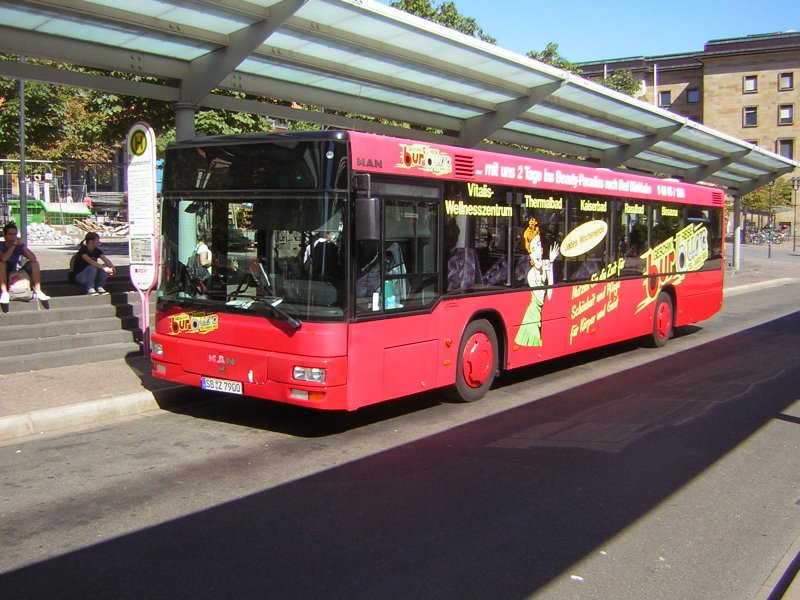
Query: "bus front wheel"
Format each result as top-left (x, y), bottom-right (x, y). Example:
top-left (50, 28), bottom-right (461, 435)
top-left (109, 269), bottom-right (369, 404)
top-left (448, 319), bottom-right (498, 402)
top-left (649, 292), bottom-right (674, 348)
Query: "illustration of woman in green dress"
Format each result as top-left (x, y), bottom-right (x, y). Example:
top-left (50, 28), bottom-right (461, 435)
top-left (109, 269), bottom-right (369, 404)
top-left (515, 218), bottom-right (560, 347)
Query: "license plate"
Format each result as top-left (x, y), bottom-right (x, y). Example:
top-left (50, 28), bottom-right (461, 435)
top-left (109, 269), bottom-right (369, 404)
top-left (201, 376), bottom-right (243, 395)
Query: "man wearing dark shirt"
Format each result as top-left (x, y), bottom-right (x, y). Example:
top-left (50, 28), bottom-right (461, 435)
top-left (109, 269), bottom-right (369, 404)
top-left (0, 222), bottom-right (50, 304)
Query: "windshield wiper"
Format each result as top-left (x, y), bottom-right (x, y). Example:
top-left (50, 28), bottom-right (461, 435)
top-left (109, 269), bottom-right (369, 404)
top-left (255, 298), bottom-right (302, 331)
top-left (226, 297), bottom-right (301, 331)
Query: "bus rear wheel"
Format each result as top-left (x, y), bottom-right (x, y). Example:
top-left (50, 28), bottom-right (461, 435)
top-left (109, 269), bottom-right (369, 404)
top-left (448, 319), bottom-right (498, 402)
top-left (649, 292), bottom-right (674, 348)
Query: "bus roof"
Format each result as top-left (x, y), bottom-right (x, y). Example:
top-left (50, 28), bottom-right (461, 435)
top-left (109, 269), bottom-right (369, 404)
top-left (166, 130), bottom-right (722, 207)
top-left (346, 131), bottom-right (723, 207)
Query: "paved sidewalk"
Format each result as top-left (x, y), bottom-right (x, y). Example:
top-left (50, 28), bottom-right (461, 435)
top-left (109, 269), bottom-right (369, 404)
top-left (0, 241), bottom-right (184, 441)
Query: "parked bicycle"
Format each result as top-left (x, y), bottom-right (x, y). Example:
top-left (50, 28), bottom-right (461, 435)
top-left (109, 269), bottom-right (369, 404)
top-left (745, 228), bottom-right (785, 245)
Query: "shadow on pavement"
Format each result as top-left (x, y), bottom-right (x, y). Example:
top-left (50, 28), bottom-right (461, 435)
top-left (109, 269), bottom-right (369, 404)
top-left (156, 387), bottom-right (445, 437)
top-left (151, 324), bottom-right (704, 439)
top-left (3, 313), bottom-right (798, 599)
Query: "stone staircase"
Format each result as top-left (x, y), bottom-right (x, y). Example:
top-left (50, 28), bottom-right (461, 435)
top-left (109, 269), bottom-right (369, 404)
top-left (0, 265), bottom-right (154, 375)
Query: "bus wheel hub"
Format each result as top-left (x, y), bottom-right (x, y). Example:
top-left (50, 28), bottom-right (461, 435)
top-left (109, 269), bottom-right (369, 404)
top-left (462, 333), bottom-right (492, 388)
top-left (656, 301), bottom-right (671, 339)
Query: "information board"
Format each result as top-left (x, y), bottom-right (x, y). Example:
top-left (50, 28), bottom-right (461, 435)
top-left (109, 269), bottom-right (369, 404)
top-left (126, 122), bottom-right (158, 292)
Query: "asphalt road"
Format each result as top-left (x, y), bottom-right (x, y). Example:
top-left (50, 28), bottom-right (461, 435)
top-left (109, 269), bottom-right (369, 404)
top-left (0, 280), bottom-right (798, 600)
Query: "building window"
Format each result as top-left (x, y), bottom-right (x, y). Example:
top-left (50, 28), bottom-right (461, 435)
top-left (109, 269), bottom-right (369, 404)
top-left (687, 88), bottom-right (700, 104)
top-left (658, 90), bottom-right (672, 106)
top-left (743, 75), bottom-right (758, 93)
top-left (778, 72), bottom-right (794, 91)
top-left (778, 104), bottom-right (794, 126)
top-left (743, 106), bottom-right (758, 127)
top-left (776, 139), bottom-right (794, 160)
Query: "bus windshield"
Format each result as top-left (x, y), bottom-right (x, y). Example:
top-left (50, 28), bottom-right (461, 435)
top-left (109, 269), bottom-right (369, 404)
top-left (158, 137), bottom-right (350, 322)
top-left (158, 193), bottom-right (347, 321)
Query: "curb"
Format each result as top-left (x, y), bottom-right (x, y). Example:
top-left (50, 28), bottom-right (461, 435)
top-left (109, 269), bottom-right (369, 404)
top-left (754, 533), bottom-right (800, 600)
top-left (0, 388), bottom-right (181, 444)
top-left (724, 278), bottom-right (800, 298)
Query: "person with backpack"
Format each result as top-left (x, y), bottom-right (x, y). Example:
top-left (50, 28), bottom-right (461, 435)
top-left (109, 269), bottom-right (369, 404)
top-left (188, 231), bottom-right (212, 295)
top-left (71, 232), bottom-right (116, 295)
top-left (0, 221), bottom-right (50, 305)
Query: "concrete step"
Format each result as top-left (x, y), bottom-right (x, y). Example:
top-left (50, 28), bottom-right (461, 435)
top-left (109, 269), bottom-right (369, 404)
top-left (1, 292), bottom-right (155, 323)
top-left (0, 301), bottom-right (132, 327)
top-left (0, 341), bottom-right (143, 375)
top-left (0, 315), bottom-right (140, 342)
top-left (0, 284), bottom-right (156, 375)
top-left (38, 265), bottom-right (135, 296)
top-left (41, 280), bottom-right (136, 297)
top-left (0, 329), bottom-right (138, 358)
top-left (39, 264), bottom-right (132, 282)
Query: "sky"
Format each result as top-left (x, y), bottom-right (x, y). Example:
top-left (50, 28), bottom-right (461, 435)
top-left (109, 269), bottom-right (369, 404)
top-left (375, 0), bottom-right (799, 62)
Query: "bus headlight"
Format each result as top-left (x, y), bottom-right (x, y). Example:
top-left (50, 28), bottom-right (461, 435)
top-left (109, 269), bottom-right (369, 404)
top-left (293, 366), bottom-right (326, 383)
top-left (152, 341), bottom-right (164, 357)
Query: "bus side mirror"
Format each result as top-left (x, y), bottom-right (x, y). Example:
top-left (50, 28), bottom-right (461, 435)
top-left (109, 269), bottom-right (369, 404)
top-left (355, 196), bottom-right (379, 241)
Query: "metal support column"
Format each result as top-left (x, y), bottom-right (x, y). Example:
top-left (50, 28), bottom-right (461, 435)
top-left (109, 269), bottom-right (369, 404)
top-left (732, 194), bottom-right (741, 272)
top-left (174, 103), bottom-right (197, 141)
top-left (17, 56), bottom-right (27, 244)
top-left (792, 177), bottom-right (800, 253)
top-left (174, 102), bottom-right (198, 267)
top-left (767, 181), bottom-right (774, 259)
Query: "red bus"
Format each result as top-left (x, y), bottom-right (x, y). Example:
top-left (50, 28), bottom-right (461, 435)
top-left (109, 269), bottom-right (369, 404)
top-left (151, 130), bottom-right (724, 409)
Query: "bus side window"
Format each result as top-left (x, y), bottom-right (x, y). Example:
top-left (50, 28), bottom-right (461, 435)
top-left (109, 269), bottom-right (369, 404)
top-left (386, 201), bottom-right (438, 310)
top-left (355, 240), bottom-right (380, 304)
top-left (444, 216), bottom-right (482, 293)
top-left (353, 183), bottom-right (441, 314)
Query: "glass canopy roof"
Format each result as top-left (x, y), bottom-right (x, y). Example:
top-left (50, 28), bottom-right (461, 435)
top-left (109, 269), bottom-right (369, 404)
top-left (0, 0), bottom-right (795, 194)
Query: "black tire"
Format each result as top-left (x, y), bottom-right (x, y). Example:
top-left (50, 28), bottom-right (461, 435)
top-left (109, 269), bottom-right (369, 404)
top-left (649, 292), bottom-right (674, 348)
top-left (447, 319), bottom-right (498, 402)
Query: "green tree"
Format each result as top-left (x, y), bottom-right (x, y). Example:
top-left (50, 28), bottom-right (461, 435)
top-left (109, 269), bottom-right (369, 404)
top-left (390, 0), bottom-right (496, 43)
top-left (526, 42), bottom-right (582, 74)
top-left (88, 84), bottom-right (174, 144)
top-left (0, 77), bottom-right (69, 158)
top-left (591, 69), bottom-right (640, 97)
top-left (527, 43), bottom-right (639, 97)
top-left (1, 60), bottom-right (281, 162)
top-left (741, 178), bottom-right (793, 215)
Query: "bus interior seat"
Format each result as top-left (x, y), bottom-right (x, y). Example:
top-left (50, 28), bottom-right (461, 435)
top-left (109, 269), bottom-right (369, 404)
top-left (482, 256), bottom-right (508, 286)
top-left (356, 242), bottom-right (407, 299)
top-left (515, 255), bottom-right (531, 285)
top-left (447, 247), bottom-right (481, 292)
top-left (385, 242), bottom-right (408, 299)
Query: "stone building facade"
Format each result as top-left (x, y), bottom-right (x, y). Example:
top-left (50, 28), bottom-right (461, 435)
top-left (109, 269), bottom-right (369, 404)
top-left (580, 32), bottom-right (800, 231)
top-left (579, 31), bottom-right (799, 174)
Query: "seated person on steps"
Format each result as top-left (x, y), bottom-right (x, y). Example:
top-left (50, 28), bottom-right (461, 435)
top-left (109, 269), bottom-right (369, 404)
top-left (0, 221), bottom-right (50, 304)
top-left (72, 232), bottom-right (116, 295)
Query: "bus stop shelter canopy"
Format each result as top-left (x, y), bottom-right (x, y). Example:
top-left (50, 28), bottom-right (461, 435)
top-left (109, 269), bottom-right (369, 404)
top-left (0, 0), bottom-right (796, 196)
